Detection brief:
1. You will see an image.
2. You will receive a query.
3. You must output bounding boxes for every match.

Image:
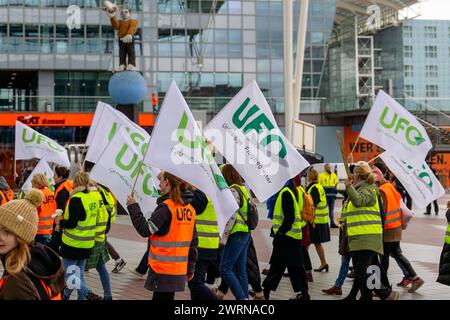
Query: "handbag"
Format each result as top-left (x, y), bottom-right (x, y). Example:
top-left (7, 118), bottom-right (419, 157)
top-left (400, 199), bottom-right (413, 230)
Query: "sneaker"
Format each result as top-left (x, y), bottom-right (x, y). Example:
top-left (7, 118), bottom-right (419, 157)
top-left (128, 267), bottom-right (146, 279)
top-left (347, 271), bottom-right (355, 279)
top-left (112, 258), bottom-right (127, 273)
top-left (211, 287), bottom-right (225, 300)
top-left (397, 276), bottom-right (412, 288)
top-left (408, 278), bottom-right (424, 293)
top-left (289, 293), bottom-right (310, 301)
top-left (386, 290), bottom-right (400, 300)
top-left (86, 291), bottom-right (103, 301)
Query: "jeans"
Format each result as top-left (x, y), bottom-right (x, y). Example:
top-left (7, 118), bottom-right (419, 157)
top-left (381, 242), bottom-right (417, 278)
top-left (351, 250), bottom-right (392, 300)
top-left (96, 261), bottom-right (112, 299)
top-left (62, 258), bottom-right (91, 300)
top-left (188, 259), bottom-right (219, 300)
top-left (326, 195), bottom-right (336, 226)
top-left (335, 255), bottom-right (351, 288)
top-left (220, 232), bottom-right (251, 300)
top-left (35, 234), bottom-right (51, 246)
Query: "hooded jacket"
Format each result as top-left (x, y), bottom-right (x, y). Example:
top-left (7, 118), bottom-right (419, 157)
top-left (0, 242), bottom-right (65, 300)
top-left (127, 190), bottom-right (198, 293)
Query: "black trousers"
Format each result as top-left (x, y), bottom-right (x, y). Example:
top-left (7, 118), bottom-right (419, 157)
top-left (350, 250), bottom-right (392, 300)
top-left (381, 242), bottom-right (417, 278)
top-left (152, 292), bottom-right (175, 301)
top-left (426, 200), bottom-right (439, 214)
top-left (119, 40), bottom-right (136, 66)
top-left (262, 264), bottom-right (308, 296)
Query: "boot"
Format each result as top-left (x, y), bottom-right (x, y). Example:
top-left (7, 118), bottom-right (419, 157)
top-left (386, 290), bottom-right (400, 300)
top-left (408, 277), bottom-right (424, 293)
top-left (253, 291), bottom-right (265, 300)
top-left (322, 286), bottom-right (342, 295)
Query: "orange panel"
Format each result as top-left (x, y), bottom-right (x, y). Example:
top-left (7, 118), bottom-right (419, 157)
top-left (343, 126), bottom-right (382, 162)
top-left (0, 113), bottom-right (94, 127)
top-left (138, 113), bottom-right (155, 127)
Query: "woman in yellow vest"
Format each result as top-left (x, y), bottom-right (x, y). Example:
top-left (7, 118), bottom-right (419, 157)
top-left (31, 173), bottom-right (56, 246)
top-left (126, 171), bottom-right (198, 301)
top-left (437, 201), bottom-right (450, 286)
top-left (262, 179), bottom-right (310, 300)
top-left (219, 164), bottom-right (251, 300)
top-left (306, 169), bottom-right (330, 272)
top-left (344, 161), bottom-right (399, 300)
top-left (55, 172), bottom-right (102, 300)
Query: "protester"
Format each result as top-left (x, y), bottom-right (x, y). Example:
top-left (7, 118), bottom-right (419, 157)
top-left (374, 161), bottom-right (425, 293)
top-left (436, 201), bottom-right (450, 286)
top-left (344, 161), bottom-right (399, 300)
top-left (48, 166), bottom-right (73, 253)
top-left (55, 171), bottom-right (102, 300)
top-left (126, 171), bottom-right (198, 301)
top-left (0, 176), bottom-right (14, 205)
top-left (319, 164), bottom-right (339, 228)
top-left (84, 181), bottom-right (114, 300)
top-left (306, 168), bottom-right (330, 272)
top-left (262, 179), bottom-right (310, 300)
top-left (31, 173), bottom-right (56, 246)
top-left (0, 189), bottom-right (65, 300)
top-left (219, 164), bottom-right (251, 300)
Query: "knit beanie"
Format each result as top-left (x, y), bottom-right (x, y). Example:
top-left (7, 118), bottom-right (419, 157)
top-left (0, 188), bottom-right (43, 244)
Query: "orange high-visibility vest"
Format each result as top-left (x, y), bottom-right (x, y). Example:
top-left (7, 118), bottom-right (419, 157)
top-left (54, 179), bottom-right (73, 209)
top-left (0, 189), bottom-right (14, 205)
top-left (37, 188), bottom-right (57, 235)
top-left (148, 199), bottom-right (196, 276)
top-left (0, 276), bottom-right (62, 300)
top-left (379, 182), bottom-right (402, 230)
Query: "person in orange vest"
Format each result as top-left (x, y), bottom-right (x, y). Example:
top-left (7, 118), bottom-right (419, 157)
top-left (0, 176), bottom-right (14, 205)
top-left (31, 173), bottom-right (56, 246)
top-left (374, 161), bottom-right (425, 293)
top-left (151, 92), bottom-right (158, 113)
top-left (0, 189), bottom-right (65, 300)
top-left (48, 166), bottom-right (73, 253)
top-left (126, 171), bottom-right (198, 301)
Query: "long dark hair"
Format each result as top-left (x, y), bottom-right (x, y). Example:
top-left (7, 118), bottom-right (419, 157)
top-left (221, 164), bottom-right (243, 186)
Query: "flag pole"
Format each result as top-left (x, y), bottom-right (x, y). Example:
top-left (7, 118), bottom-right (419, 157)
top-left (336, 130), bottom-right (352, 179)
top-left (368, 154), bottom-right (381, 164)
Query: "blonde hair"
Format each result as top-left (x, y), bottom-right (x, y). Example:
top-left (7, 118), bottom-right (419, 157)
top-left (354, 162), bottom-right (375, 185)
top-left (307, 168), bottom-right (319, 182)
top-left (31, 173), bottom-right (49, 188)
top-left (5, 237), bottom-right (31, 275)
top-left (74, 171), bottom-right (91, 189)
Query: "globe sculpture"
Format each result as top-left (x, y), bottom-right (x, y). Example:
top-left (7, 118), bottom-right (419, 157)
top-left (108, 71), bottom-right (148, 105)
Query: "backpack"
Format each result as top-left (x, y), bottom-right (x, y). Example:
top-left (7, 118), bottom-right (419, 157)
top-left (232, 186), bottom-right (259, 231)
top-left (299, 188), bottom-right (315, 227)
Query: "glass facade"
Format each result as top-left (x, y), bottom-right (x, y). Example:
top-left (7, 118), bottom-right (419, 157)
top-left (0, 0), bottom-right (337, 113)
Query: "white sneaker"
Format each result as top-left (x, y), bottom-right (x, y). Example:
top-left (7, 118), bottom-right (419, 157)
top-left (115, 64), bottom-right (126, 72)
top-left (128, 267), bottom-right (146, 279)
top-left (126, 64), bottom-right (136, 71)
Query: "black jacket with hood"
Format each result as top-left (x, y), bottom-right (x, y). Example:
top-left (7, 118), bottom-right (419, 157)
top-left (0, 242), bottom-right (65, 300)
top-left (127, 190), bottom-right (199, 293)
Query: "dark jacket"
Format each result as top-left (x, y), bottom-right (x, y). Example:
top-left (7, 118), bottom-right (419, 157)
top-left (0, 243), bottom-right (65, 300)
top-left (127, 191), bottom-right (199, 293)
top-left (54, 178), bottom-right (71, 211)
top-left (59, 186), bottom-right (94, 260)
top-left (437, 209), bottom-right (450, 286)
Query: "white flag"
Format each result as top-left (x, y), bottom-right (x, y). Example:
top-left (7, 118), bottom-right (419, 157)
top-left (21, 159), bottom-right (55, 194)
top-left (204, 80), bottom-right (310, 201)
top-left (90, 126), bottom-right (159, 219)
top-left (85, 102), bottom-right (150, 164)
top-left (15, 121), bottom-right (70, 167)
top-left (380, 151), bottom-right (445, 208)
top-left (360, 90), bottom-right (432, 164)
top-left (143, 81), bottom-right (239, 235)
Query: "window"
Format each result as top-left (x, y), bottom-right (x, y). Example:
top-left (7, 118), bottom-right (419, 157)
top-left (404, 65), bottom-right (414, 77)
top-left (405, 85), bottom-right (414, 97)
top-left (403, 25), bottom-right (412, 37)
top-left (426, 85), bottom-right (439, 97)
top-left (404, 45), bottom-right (413, 58)
top-left (426, 65), bottom-right (438, 78)
top-left (425, 45), bottom-right (437, 58)
top-left (425, 26), bottom-right (437, 38)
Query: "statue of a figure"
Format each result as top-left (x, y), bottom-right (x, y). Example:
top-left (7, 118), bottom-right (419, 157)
top-left (104, 1), bottom-right (138, 72)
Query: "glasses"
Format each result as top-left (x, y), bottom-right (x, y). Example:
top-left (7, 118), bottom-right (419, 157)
top-left (0, 227), bottom-right (12, 241)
